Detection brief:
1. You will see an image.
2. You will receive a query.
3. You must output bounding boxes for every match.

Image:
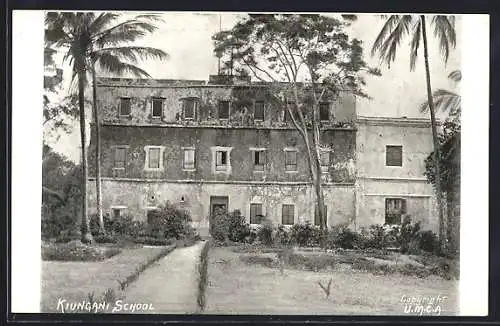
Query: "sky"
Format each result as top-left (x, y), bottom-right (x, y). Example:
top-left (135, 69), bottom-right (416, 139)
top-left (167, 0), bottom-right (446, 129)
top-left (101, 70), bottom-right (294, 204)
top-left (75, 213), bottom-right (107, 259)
top-left (47, 12), bottom-right (462, 162)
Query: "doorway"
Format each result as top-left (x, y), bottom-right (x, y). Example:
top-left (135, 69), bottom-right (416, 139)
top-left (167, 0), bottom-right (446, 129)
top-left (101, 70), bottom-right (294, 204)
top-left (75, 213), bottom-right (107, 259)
top-left (209, 196), bottom-right (229, 235)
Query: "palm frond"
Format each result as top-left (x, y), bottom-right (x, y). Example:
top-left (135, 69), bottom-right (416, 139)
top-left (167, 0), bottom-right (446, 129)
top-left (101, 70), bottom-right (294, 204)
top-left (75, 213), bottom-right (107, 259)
top-left (448, 70), bottom-right (462, 82)
top-left (132, 13), bottom-right (165, 23)
top-left (91, 20), bottom-right (159, 49)
top-left (92, 46), bottom-right (168, 64)
top-left (409, 19), bottom-right (422, 71)
top-left (372, 15), bottom-right (415, 68)
top-left (371, 15), bottom-right (401, 57)
top-left (431, 15), bottom-right (457, 64)
top-left (419, 89), bottom-right (461, 114)
top-left (88, 13), bottom-right (120, 34)
top-left (94, 53), bottom-right (151, 78)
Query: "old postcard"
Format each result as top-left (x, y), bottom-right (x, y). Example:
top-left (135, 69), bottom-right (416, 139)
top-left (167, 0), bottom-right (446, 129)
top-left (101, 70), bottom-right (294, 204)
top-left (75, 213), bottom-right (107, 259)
top-left (11, 11), bottom-right (489, 317)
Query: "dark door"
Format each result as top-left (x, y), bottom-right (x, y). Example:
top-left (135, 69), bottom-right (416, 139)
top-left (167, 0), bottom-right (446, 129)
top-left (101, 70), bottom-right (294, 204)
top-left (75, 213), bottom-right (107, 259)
top-left (209, 196), bottom-right (229, 235)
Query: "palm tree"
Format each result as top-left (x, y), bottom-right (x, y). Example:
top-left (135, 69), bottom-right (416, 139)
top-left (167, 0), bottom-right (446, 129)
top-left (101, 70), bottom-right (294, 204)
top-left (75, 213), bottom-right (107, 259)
top-left (45, 13), bottom-right (168, 242)
top-left (420, 70), bottom-right (461, 122)
top-left (371, 15), bottom-right (456, 251)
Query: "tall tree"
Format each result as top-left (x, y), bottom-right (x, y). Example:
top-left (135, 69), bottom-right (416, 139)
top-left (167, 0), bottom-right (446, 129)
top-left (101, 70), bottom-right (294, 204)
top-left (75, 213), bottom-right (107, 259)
top-left (87, 13), bottom-right (168, 235)
top-left (213, 14), bottom-right (379, 233)
top-left (371, 15), bottom-right (456, 250)
top-left (45, 12), bottom-right (168, 242)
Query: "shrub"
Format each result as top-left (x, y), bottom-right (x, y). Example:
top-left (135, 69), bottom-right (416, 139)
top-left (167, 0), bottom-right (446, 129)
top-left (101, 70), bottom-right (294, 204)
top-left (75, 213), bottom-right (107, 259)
top-left (94, 233), bottom-right (118, 244)
top-left (245, 229), bottom-right (258, 244)
top-left (257, 224), bottom-right (274, 246)
top-left (89, 213), bottom-right (113, 236)
top-left (399, 215), bottom-right (421, 253)
top-left (147, 202), bottom-right (193, 239)
top-left (42, 241), bottom-right (121, 261)
top-left (211, 209), bottom-right (251, 243)
top-left (227, 210), bottom-right (251, 242)
top-left (417, 230), bottom-right (440, 253)
top-left (133, 236), bottom-right (174, 246)
top-left (330, 225), bottom-right (361, 249)
top-left (274, 225), bottom-right (291, 246)
top-left (365, 225), bottom-right (386, 249)
top-left (290, 223), bottom-right (316, 247)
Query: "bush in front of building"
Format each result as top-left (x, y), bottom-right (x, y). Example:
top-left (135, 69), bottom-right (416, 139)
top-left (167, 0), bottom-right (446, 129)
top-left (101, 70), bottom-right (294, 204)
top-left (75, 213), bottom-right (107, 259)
top-left (211, 209), bottom-right (251, 244)
top-left (290, 222), bottom-right (316, 247)
top-left (147, 202), bottom-right (196, 240)
top-left (256, 224), bottom-right (274, 246)
top-left (273, 225), bottom-right (292, 246)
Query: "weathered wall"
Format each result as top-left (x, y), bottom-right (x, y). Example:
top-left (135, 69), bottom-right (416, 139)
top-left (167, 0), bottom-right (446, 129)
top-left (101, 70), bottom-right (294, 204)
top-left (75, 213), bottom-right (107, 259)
top-left (96, 77), bottom-right (356, 128)
top-left (355, 179), bottom-right (438, 232)
top-left (87, 180), bottom-right (355, 235)
top-left (356, 118), bottom-right (434, 179)
top-left (88, 125), bottom-right (356, 183)
top-left (355, 117), bottom-right (438, 232)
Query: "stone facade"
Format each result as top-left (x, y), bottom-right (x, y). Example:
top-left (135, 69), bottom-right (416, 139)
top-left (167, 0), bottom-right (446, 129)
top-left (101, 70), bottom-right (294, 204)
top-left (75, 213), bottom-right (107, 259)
top-left (88, 76), bottom-right (439, 235)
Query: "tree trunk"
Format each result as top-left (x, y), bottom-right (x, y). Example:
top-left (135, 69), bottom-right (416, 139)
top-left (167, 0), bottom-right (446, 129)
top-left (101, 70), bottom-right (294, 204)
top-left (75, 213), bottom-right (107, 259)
top-left (421, 15), bottom-right (446, 251)
top-left (78, 66), bottom-right (93, 244)
top-left (92, 65), bottom-right (105, 235)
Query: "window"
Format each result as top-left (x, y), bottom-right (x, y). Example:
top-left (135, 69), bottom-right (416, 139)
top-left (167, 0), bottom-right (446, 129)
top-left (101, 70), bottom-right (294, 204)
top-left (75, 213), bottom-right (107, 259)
top-left (183, 98), bottom-right (197, 120)
top-left (119, 98), bottom-right (131, 116)
top-left (144, 146), bottom-right (165, 171)
top-left (386, 145), bottom-right (403, 166)
top-left (282, 204), bottom-right (295, 225)
top-left (315, 205), bottom-right (327, 226)
top-left (212, 147), bottom-right (233, 173)
top-left (216, 151), bottom-right (228, 170)
top-left (148, 148), bottom-right (161, 169)
top-left (113, 147), bottom-right (126, 169)
top-left (183, 148), bottom-right (195, 170)
top-left (250, 203), bottom-right (263, 224)
top-left (152, 98), bottom-right (163, 118)
top-left (253, 150), bottom-right (266, 171)
top-left (254, 101), bottom-right (265, 121)
top-left (112, 208), bottom-right (121, 219)
top-left (285, 150), bottom-right (297, 171)
top-left (320, 151), bottom-right (330, 173)
top-left (319, 102), bottom-right (330, 121)
top-left (385, 198), bottom-right (407, 224)
top-left (218, 101), bottom-right (230, 119)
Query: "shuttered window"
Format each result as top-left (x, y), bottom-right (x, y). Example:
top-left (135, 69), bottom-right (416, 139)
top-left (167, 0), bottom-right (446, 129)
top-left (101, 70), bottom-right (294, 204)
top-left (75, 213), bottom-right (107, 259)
top-left (148, 148), bottom-right (161, 169)
top-left (183, 99), bottom-right (197, 120)
top-left (113, 147), bottom-right (126, 169)
top-left (254, 101), bottom-right (265, 121)
top-left (285, 151), bottom-right (297, 171)
top-left (152, 98), bottom-right (163, 118)
top-left (119, 98), bottom-right (131, 116)
top-left (386, 145), bottom-right (403, 166)
top-left (183, 149), bottom-right (195, 170)
top-left (320, 151), bottom-right (329, 172)
top-left (319, 102), bottom-right (329, 121)
top-left (282, 204), bottom-right (295, 225)
top-left (218, 101), bottom-right (230, 119)
top-left (253, 150), bottom-right (265, 171)
top-left (250, 203), bottom-right (263, 224)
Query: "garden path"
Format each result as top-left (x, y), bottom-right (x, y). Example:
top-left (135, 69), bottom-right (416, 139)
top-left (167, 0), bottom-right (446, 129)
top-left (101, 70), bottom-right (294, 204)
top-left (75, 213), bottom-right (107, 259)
top-left (119, 241), bottom-right (206, 314)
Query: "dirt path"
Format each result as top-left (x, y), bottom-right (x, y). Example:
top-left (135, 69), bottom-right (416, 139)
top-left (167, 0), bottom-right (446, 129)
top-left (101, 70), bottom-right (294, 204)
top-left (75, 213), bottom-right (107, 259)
top-left (118, 241), bottom-right (206, 314)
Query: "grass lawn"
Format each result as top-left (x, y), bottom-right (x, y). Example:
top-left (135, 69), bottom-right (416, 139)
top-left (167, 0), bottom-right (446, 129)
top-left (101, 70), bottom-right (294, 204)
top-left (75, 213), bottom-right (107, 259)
top-left (204, 246), bottom-right (459, 315)
top-left (41, 245), bottom-right (174, 313)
